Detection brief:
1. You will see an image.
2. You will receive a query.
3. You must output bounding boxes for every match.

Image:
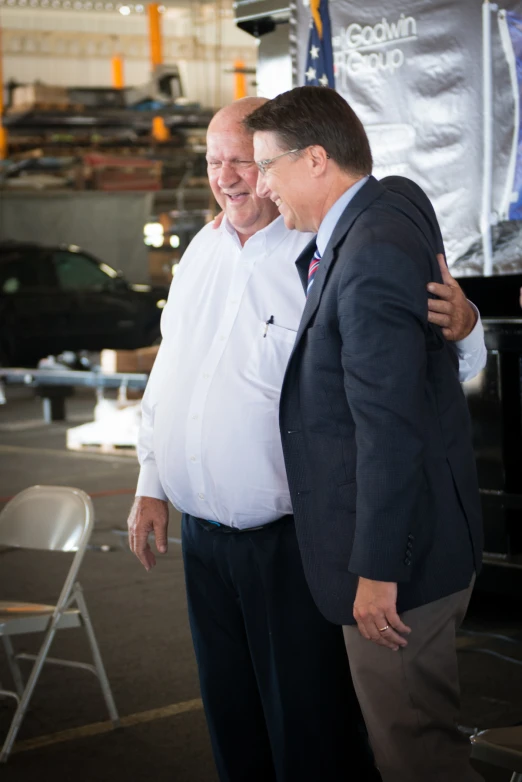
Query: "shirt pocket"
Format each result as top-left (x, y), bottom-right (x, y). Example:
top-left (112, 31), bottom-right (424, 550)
top-left (244, 321), bottom-right (297, 395)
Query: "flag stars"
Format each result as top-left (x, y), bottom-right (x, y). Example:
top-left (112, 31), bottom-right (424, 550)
top-left (310, 44), bottom-right (320, 59)
top-left (319, 73), bottom-right (329, 86)
top-left (305, 66), bottom-right (317, 81)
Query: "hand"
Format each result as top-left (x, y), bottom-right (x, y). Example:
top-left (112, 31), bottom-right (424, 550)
top-left (212, 211), bottom-right (225, 229)
top-left (427, 254), bottom-right (477, 341)
top-left (353, 577), bottom-right (411, 651)
top-left (127, 496), bottom-right (169, 571)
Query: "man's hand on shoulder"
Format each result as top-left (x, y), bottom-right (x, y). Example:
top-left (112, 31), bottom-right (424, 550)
top-left (353, 577), bottom-right (411, 651)
top-left (127, 495), bottom-right (169, 571)
top-left (212, 211), bottom-right (225, 229)
top-left (427, 254), bottom-right (477, 341)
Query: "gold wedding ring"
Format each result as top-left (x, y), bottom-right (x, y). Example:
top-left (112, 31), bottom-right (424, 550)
top-left (378, 625), bottom-right (390, 633)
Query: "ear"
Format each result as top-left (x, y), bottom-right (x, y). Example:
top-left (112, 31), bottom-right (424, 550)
top-left (307, 145), bottom-right (330, 178)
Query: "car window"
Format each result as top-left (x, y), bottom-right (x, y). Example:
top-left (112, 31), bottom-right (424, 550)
top-left (0, 250), bottom-right (44, 294)
top-left (52, 251), bottom-right (113, 291)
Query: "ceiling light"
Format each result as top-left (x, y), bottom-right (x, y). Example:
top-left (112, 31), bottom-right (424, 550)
top-left (144, 222), bottom-right (164, 236)
top-left (119, 4), bottom-right (130, 13)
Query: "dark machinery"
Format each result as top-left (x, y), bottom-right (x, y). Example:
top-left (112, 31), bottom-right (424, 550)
top-left (460, 273), bottom-right (522, 591)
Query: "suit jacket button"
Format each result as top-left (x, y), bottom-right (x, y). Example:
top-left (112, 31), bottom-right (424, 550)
top-left (404, 557), bottom-right (411, 566)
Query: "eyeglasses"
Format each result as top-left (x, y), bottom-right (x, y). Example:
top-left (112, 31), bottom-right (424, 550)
top-left (255, 148), bottom-right (301, 176)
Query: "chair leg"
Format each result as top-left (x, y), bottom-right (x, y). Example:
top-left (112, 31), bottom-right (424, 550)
top-left (0, 622), bottom-right (59, 763)
top-left (2, 637), bottom-right (25, 698)
top-left (73, 583), bottom-right (120, 727)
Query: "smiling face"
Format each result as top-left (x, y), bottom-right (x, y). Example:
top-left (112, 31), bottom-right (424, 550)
top-left (206, 122), bottom-right (279, 245)
top-left (254, 131), bottom-right (315, 233)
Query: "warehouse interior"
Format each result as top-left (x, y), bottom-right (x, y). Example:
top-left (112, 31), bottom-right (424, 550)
top-left (1, 0), bottom-right (522, 780)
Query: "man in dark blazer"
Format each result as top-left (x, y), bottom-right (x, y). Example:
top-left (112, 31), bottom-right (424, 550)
top-left (246, 87), bottom-right (484, 782)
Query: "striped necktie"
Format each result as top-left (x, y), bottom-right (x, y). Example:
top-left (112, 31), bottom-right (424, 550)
top-left (307, 247), bottom-right (321, 297)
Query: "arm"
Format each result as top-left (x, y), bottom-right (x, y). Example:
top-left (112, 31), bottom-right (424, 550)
top-left (427, 254), bottom-right (487, 381)
top-left (339, 241), bottom-right (428, 647)
top-left (127, 496), bottom-right (168, 571)
top-left (129, 304), bottom-right (172, 569)
top-left (452, 305), bottom-right (486, 383)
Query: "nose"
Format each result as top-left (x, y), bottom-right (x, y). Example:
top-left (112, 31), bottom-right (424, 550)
top-left (217, 162), bottom-right (240, 189)
top-left (256, 173), bottom-right (271, 199)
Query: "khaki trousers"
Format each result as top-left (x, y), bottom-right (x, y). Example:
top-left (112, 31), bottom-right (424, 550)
top-left (343, 578), bottom-right (484, 782)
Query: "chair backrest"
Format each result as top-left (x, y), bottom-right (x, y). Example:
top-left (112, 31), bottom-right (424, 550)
top-left (0, 485), bottom-right (93, 553)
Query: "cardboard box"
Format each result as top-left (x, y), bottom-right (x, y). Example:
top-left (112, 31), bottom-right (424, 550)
top-left (100, 345), bottom-right (159, 375)
top-left (81, 154), bottom-right (163, 192)
top-left (135, 345), bottom-right (160, 372)
top-left (12, 84), bottom-right (69, 108)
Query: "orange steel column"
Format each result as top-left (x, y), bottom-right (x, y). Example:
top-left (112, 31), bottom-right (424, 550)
top-left (0, 27), bottom-right (7, 160)
top-left (233, 60), bottom-right (247, 100)
top-left (148, 3), bottom-right (163, 69)
top-left (112, 54), bottom-right (125, 88)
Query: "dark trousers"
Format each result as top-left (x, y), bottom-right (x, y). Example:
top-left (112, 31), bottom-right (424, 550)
top-left (182, 513), bottom-right (380, 782)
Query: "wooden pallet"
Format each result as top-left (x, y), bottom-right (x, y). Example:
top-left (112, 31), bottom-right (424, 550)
top-left (67, 441), bottom-right (137, 457)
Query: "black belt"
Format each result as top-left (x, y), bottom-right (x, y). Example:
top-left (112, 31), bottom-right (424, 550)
top-left (192, 514), bottom-right (293, 534)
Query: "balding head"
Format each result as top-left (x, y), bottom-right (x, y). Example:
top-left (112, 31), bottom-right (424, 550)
top-left (208, 97), bottom-right (268, 135)
top-left (206, 98), bottom-right (279, 245)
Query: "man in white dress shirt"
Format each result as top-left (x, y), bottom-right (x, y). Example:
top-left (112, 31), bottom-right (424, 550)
top-left (127, 97), bottom-right (486, 782)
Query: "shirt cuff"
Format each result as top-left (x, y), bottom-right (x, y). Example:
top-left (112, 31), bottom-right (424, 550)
top-left (136, 462), bottom-right (168, 502)
top-left (455, 302), bottom-right (484, 357)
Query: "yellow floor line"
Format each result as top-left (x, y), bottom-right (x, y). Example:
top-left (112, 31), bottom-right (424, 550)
top-left (13, 698), bottom-right (203, 754)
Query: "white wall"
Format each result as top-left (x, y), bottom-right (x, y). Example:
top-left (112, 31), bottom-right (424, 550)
top-left (0, 5), bottom-right (258, 107)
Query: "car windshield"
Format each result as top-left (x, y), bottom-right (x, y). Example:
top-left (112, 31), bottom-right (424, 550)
top-left (53, 251), bottom-right (117, 291)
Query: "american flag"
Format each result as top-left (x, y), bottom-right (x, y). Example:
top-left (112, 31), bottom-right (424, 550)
top-left (304, 0), bottom-right (335, 88)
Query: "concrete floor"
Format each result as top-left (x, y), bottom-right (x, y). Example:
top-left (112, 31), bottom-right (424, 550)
top-left (0, 386), bottom-right (521, 781)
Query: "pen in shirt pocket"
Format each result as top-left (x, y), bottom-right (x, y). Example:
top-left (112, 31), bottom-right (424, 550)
top-left (263, 315), bottom-right (274, 338)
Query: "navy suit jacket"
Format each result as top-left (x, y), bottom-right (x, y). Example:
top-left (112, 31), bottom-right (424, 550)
top-left (279, 175), bottom-right (483, 625)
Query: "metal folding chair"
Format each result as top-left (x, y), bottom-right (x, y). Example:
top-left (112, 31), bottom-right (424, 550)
top-left (471, 727), bottom-right (522, 782)
top-left (0, 485), bottom-right (120, 762)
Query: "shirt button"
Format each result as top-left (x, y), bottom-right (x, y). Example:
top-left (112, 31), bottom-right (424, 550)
top-left (198, 493), bottom-right (205, 500)
top-left (202, 373), bottom-right (210, 379)
top-left (192, 414), bottom-right (199, 420)
top-left (190, 455), bottom-right (197, 462)
top-left (220, 335), bottom-right (226, 341)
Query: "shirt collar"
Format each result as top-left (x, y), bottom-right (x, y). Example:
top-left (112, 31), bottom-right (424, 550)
top-left (221, 213), bottom-right (290, 255)
top-left (316, 175), bottom-right (369, 257)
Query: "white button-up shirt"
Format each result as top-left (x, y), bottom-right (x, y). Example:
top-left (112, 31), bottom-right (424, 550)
top-left (137, 215), bottom-right (486, 529)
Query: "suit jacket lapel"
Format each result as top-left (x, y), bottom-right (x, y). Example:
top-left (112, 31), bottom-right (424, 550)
top-left (295, 237), bottom-right (317, 293)
top-left (293, 176), bottom-right (386, 346)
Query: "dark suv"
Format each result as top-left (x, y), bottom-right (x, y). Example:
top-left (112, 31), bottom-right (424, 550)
top-left (0, 241), bottom-right (169, 366)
